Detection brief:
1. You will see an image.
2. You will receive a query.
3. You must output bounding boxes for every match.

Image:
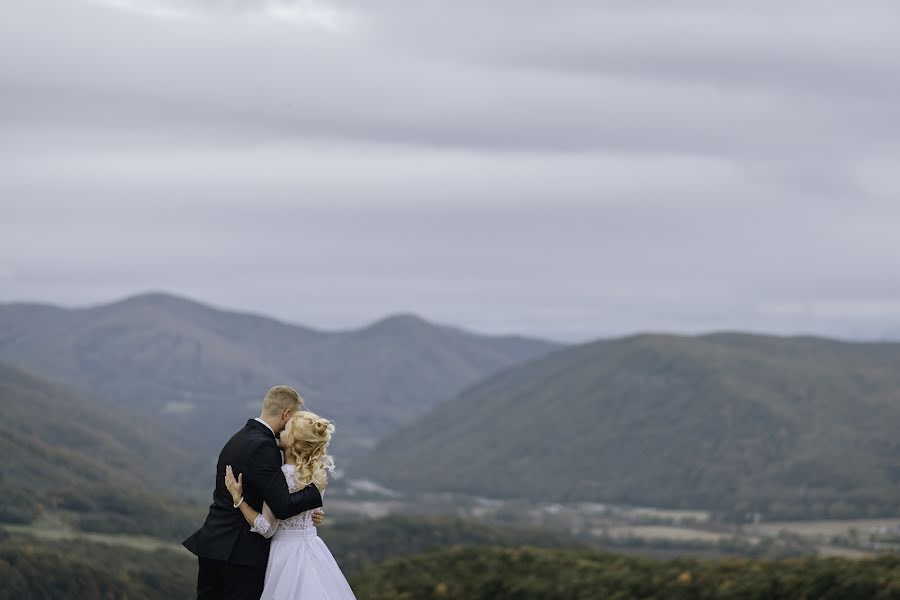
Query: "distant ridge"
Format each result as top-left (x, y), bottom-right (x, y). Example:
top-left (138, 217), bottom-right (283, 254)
top-left (354, 332), bottom-right (900, 519)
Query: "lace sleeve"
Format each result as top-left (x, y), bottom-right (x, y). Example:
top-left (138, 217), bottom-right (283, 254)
top-left (249, 502), bottom-right (278, 538)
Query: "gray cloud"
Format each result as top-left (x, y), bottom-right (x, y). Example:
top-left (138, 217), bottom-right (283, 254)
top-left (2, 0), bottom-right (900, 340)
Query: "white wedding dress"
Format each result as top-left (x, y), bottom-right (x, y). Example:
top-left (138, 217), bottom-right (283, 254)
top-left (250, 464), bottom-right (356, 600)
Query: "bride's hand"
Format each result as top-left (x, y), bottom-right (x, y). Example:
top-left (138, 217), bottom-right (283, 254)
top-left (225, 465), bottom-right (243, 503)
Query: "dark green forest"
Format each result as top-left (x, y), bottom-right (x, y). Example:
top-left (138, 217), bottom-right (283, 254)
top-left (350, 545), bottom-right (900, 600)
top-left (0, 531), bottom-right (195, 600)
top-left (3, 529), bottom-right (899, 600)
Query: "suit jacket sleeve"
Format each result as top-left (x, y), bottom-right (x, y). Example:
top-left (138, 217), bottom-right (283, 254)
top-left (247, 441), bottom-right (323, 520)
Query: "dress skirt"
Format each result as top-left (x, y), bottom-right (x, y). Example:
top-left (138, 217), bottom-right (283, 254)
top-left (261, 528), bottom-right (357, 600)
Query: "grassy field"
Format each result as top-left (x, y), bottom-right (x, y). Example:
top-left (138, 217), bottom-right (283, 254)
top-left (601, 525), bottom-right (734, 543)
top-left (747, 518), bottom-right (900, 539)
top-left (1, 513), bottom-right (191, 556)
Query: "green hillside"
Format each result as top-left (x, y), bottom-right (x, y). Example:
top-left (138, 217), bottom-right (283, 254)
top-left (349, 545), bottom-right (900, 600)
top-left (0, 293), bottom-right (558, 458)
top-left (0, 362), bottom-right (204, 538)
top-left (355, 333), bottom-right (900, 519)
top-left (0, 516), bottom-right (589, 598)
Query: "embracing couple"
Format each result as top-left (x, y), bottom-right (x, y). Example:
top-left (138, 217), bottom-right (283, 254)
top-left (183, 385), bottom-right (356, 599)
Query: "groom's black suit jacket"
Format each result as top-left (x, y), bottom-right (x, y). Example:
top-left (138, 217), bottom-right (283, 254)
top-left (183, 419), bottom-right (323, 568)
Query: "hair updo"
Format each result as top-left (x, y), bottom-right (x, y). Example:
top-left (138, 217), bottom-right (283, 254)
top-left (283, 410), bottom-right (336, 489)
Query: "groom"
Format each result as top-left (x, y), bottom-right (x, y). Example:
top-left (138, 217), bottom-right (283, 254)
top-left (184, 385), bottom-right (325, 599)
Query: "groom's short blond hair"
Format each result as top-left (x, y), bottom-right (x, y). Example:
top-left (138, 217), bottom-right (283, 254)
top-left (262, 385), bottom-right (303, 417)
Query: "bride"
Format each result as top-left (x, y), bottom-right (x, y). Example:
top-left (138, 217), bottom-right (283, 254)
top-left (225, 410), bottom-right (356, 600)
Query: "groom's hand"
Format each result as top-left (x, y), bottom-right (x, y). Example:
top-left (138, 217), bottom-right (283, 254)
top-left (312, 508), bottom-right (325, 526)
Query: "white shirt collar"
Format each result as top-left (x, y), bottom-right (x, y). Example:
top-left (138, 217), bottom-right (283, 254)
top-left (254, 417), bottom-right (276, 437)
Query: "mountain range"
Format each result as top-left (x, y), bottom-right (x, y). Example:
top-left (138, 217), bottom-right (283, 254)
top-left (0, 292), bottom-right (559, 458)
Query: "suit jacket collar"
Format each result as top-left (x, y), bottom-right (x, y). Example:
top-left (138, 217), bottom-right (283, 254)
top-left (246, 418), bottom-right (276, 440)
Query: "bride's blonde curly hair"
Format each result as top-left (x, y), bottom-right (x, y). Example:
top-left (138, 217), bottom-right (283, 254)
top-left (282, 410), bottom-right (335, 489)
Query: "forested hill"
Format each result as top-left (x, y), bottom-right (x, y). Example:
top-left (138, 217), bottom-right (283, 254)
top-left (356, 333), bottom-right (900, 519)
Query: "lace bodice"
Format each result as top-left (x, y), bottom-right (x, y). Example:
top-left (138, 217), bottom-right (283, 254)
top-left (276, 464), bottom-right (316, 531)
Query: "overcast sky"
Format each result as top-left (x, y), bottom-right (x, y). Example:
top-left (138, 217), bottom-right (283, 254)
top-left (2, 0), bottom-right (900, 341)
